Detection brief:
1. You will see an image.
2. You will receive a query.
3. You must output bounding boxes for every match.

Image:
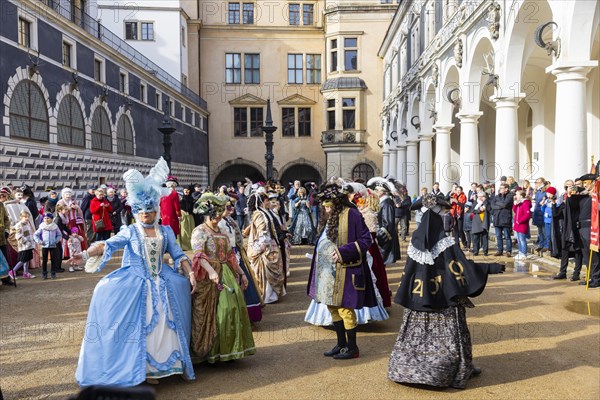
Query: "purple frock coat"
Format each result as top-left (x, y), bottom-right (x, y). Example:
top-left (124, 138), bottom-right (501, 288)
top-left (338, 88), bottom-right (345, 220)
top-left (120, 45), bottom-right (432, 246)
top-left (307, 207), bottom-right (377, 309)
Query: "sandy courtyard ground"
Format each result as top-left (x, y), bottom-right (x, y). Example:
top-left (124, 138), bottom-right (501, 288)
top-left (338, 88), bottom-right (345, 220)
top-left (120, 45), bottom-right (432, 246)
top-left (1, 244), bottom-right (599, 400)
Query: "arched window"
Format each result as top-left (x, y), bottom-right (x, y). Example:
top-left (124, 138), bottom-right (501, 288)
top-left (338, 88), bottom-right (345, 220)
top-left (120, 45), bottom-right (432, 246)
top-left (352, 163), bottom-right (374, 182)
top-left (57, 95), bottom-right (85, 147)
top-left (91, 107), bottom-right (112, 151)
top-left (116, 115), bottom-right (134, 155)
top-left (9, 80), bottom-right (49, 141)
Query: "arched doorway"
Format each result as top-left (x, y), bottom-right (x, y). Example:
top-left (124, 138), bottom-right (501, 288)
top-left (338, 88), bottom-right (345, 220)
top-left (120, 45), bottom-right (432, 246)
top-left (279, 164), bottom-right (322, 186)
top-left (213, 164), bottom-right (265, 187)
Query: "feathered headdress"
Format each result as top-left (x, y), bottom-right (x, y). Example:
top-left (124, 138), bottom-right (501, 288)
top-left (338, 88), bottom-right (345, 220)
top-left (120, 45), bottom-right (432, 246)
top-left (367, 177), bottom-right (396, 194)
top-left (194, 193), bottom-right (228, 218)
top-left (123, 157), bottom-right (170, 214)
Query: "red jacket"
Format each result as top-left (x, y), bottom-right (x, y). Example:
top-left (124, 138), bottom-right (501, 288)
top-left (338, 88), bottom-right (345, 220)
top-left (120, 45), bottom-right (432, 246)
top-left (512, 199), bottom-right (532, 234)
top-left (90, 197), bottom-right (113, 232)
top-left (450, 192), bottom-right (467, 218)
top-left (160, 190), bottom-right (181, 236)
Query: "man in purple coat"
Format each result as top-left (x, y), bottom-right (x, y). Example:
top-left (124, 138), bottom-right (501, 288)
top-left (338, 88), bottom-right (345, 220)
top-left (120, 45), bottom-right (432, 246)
top-left (307, 183), bottom-right (377, 360)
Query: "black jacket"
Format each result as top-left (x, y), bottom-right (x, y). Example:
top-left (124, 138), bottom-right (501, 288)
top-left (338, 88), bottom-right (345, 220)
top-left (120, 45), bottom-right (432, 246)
top-left (81, 193), bottom-right (95, 220)
top-left (490, 192), bottom-right (514, 228)
top-left (394, 196), bottom-right (412, 219)
top-left (377, 197), bottom-right (401, 265)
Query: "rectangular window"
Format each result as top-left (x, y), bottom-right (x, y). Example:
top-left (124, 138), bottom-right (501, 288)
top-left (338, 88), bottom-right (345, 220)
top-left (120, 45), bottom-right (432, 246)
top-left (298, 108), bottom-right (311, 136)
top-left (141, 22), bottom-right (154, 40)
top-left (330, 39), bottom-right (337, 72)
top-left (156, 92), bottom-right (162, 110)
top-left (250, 108), bottom-right (263, 137)
top-left (234, 107), bottom-right (247, 137)
top-left (282, 108), bottom-right (295, 137)
top-left (94, 58), bottom-right (103, 82)
top-left (344, 38), bottom-right (358, 71)
top-left (244, 54), bottom-right (260, 84)
top-left (140, 82), bottom-right (147, 103)
top-left (169, 100), bottom-right (174, 116)
top-left (289, 4), bottom-right (300, 25)
top-left (228, 3), bottom-right (240, 24)
top-left (243, 3), bottom-right (254, 24)
top-left (306, 54), bottom-right (321, 84)
top-left (181, 27), bottom-right (186, 47)
top-left (342, 97), bottom-right (355, 129)
top-left (288, 54), bottom-right (303, 84)
top-left (119, 72), bottom-right (127, 93)
top-left (303, 4), bottom-right (314, 25)
top-left (125, 21), bottom-right (138, 40)
top-left (18, 18), bottom-right (31, 48)
top-left (62, 42), bottom-right (72, 67)
top-left (226, 53), bottom-right (242, 84)
top-left (327, 99), bottom-right (336, 130)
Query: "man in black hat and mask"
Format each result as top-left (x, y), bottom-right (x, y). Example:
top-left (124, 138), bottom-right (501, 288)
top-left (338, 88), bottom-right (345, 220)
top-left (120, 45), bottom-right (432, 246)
top-left (367, 177), bottom-right (401, 265)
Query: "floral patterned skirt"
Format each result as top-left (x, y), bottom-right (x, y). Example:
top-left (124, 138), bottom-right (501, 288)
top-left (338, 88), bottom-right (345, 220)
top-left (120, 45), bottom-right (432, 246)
top-left (388, 304), bottom-right (475, 389)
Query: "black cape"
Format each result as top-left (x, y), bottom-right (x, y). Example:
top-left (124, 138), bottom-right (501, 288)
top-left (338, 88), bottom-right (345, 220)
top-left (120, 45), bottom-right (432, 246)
top-left (394, 210), bottom-right (503, 312)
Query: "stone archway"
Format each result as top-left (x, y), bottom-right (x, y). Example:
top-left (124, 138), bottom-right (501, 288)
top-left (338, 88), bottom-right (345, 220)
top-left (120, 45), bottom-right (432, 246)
top-left (279, 162), bottom-right (323, 186)
top-left (212, 158), bottom-right (266, 187)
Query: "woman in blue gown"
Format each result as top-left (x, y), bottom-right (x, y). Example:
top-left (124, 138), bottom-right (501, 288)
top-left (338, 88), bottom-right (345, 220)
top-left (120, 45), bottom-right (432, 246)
top-left (69, 158), bottom-right (197, 387)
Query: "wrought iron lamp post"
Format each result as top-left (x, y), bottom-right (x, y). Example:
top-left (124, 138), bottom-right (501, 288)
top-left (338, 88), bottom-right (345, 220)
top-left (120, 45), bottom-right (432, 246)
top-left (158, 99), bottom-right (176, 172)
top-left (262, 98), bottom-right (277, 181)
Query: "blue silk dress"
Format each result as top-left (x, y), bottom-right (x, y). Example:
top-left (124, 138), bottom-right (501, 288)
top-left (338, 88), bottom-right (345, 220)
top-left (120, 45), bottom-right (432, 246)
top-left (76, 224), bottom-right (195, 387)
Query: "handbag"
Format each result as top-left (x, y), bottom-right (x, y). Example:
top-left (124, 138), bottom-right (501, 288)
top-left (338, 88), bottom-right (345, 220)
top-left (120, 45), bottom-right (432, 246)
top-left (94, 203), bottom-right (106, 230)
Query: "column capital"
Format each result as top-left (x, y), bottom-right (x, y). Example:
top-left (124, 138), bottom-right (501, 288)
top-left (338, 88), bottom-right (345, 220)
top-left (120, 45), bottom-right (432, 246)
top-left (396, 144), bottom-right (407, 150)
top-left (406, 139), bottom-right (419, 147)
top-left (546, 61), bottom-right (597, 77)
top-left (433, 124), bottom-right (454, 133)
top-left (456, 112), bottom-right (483, 123)
top-left (418, 133), bottom-right (435, 141)
top-left (489, 94), bottom-right (525, 107)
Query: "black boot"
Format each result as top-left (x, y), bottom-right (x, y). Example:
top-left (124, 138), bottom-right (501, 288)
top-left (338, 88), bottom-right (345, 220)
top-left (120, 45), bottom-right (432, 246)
top-left (333, 328), bottom-right (359, 359)
top-left (324, 321), bottom-right (346, 357)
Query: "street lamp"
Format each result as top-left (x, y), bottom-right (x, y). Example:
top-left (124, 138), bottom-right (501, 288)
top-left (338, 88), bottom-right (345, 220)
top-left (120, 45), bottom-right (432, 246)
top-left (157, 99), bottom-right (176, 172)
top-left (262, 98), bottom-right (277, 181)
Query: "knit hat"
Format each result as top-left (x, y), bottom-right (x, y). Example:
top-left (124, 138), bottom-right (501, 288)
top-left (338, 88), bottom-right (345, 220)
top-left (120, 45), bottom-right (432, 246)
top-left (71, 227), bottom-right (79, 234)
top-left (546, 187), bottom-right (557, 195)
top-left (44, 212), bottom-right (54, 219)
top-left (500, 176), bottom-right (507, 181)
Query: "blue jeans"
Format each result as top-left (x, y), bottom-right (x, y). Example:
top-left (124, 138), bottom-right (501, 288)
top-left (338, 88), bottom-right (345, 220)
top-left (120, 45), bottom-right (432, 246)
top-left (536, 224), bottom-right (546, 248)
top-left (544, 222), bottom-right (552, 250)
top-left (237, 215), bottom-right (245, 230)
top-left (494, 226), bottom-right (512, 254)
top-left (311, 206), bottom-right (319, 227)
top-left (516, 232), bottom-right (528, 255)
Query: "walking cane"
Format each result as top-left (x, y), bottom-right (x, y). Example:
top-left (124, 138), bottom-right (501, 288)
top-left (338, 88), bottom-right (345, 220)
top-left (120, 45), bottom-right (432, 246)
top-left (585, 249), bottom-right (592, 290)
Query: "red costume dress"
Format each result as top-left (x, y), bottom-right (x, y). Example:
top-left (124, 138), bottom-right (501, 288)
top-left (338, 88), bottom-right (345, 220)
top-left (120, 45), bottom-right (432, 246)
top-left (160, 190), bottom-right (181, 236)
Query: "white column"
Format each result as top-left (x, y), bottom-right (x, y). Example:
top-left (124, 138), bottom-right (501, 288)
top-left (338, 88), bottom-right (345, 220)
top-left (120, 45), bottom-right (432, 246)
top-left (433, 124), bottom-right (453, 193)
top-left (397, 144), bottom-right (407, 185)
top-left (550, 64), bottom-right (597, 186)
top-left (492, 96), bottom-right (522, 190)
top-left (419, 133), bottom-right (434, 191)
top-left (457, 112), bottom-right (482, 188)
top-left (388, 149), bottom-right (398, 179)
top-left (382, 151), bottom-right (390, 177)
top-left (406, 139), bottom-right (419, 197)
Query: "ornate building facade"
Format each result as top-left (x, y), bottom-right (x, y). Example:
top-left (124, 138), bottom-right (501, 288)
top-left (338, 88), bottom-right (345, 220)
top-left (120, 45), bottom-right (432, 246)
top-left (0, 0), bottom-right (209, 195)
top-left (379, 0), bottom-right (599, 196)
top-left (185, 0), bottom-right (397, 185)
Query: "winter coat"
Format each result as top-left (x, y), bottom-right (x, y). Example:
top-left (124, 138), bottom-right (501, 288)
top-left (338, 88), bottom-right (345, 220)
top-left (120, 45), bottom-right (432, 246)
top-left (54, 215), bottom-right (72, 240)
top-left (513, 199), bottom-right (532, 234)
top-left (90, 197), bottom-right (113, 233)
top-left (81, 192), bottom-right (95, 220)
top-left (463, 209), bottom-right (473, 232)
top-left (532, 189), bottom-right (546, 226)
top-left (490, 192), bottom-right (514, 228)
top-left (394, 196), bottom-right (412, 219)
top-left (542, 201), bottom-right (553, 224)
top-left (14, 220), bottom-right (36, 252)
top-left (471, 200), bottom-right (490, 234)
top-left (34, 222), bottom-right (62, 248)
top-left (0, 202), bottom-right (9, 247)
